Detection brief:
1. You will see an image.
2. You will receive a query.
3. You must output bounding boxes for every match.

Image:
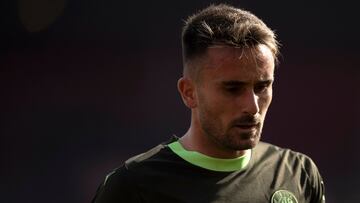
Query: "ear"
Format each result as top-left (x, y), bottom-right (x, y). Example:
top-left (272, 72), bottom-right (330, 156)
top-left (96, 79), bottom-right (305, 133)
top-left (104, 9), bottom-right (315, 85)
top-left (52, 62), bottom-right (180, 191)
top-left (177, 77), bottom-right (197, 108)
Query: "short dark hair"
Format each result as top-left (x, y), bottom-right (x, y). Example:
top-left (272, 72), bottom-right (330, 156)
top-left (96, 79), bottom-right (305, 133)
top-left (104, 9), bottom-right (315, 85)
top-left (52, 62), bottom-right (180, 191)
top-left (182, 4), bottom-right (280, 77)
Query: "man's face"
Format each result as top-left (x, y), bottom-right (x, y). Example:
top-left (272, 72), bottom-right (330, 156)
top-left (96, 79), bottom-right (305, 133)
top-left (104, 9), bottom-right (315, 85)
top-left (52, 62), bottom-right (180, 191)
top-left (194, 44), bottom-right (275, 151)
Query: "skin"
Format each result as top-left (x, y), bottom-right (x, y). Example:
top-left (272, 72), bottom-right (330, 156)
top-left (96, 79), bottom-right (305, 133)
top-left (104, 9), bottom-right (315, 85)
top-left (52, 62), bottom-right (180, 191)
top-left (177, 44), bottom-right (275, 159)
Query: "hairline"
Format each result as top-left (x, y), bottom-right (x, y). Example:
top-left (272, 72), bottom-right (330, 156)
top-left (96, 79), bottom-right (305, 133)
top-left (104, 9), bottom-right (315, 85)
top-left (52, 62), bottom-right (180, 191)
top-left (184, 43), bottom-right (276, 83)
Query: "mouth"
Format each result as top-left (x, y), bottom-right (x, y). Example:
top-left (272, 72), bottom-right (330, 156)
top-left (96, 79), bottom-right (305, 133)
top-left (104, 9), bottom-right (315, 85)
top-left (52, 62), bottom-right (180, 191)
top-left (234, 123), bottom-right (259, 130)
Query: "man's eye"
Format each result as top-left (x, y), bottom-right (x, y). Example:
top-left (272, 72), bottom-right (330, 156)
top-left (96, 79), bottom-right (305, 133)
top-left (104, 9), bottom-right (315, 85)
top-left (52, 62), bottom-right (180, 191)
top-left (225, 86), bottom-right (240, 93)
top-left (254, 84), bottom-right (269, 93)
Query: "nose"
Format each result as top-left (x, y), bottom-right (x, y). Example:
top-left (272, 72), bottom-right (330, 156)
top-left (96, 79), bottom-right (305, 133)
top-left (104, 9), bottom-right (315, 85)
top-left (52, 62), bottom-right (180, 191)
top-left (241, 89), bottom-right (260, 115)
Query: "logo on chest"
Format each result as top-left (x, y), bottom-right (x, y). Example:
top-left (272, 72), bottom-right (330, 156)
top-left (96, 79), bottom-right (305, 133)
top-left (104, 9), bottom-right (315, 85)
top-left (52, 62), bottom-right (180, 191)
top-left (271, 190), bottom-right (298, 203)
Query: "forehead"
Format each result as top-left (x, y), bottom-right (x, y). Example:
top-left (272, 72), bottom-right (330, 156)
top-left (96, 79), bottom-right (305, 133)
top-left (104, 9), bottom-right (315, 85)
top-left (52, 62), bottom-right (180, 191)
top-left (199, 45), bottom-right (275, 81)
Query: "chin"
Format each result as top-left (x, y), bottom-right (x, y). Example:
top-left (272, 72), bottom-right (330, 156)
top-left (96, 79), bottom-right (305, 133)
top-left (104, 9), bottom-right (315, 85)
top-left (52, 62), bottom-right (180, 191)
top-left (234, 135), bottom-right (260, 150)
top-left (237, 140), bottom-right (258, 150)
top-left (245, 138), bottom-right (259, 149)
top-left (222, 139), bottom-right (258, 151)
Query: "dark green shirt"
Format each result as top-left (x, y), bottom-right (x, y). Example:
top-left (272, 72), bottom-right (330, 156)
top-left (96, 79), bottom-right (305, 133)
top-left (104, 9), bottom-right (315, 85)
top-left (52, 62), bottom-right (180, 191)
top-left (92, 137), bottom-right (325, 203)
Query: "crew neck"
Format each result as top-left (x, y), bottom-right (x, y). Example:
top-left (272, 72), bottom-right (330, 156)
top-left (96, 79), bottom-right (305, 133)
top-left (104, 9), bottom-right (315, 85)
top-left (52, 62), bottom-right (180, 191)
top-left (168, 141), bottom-right (251, 172)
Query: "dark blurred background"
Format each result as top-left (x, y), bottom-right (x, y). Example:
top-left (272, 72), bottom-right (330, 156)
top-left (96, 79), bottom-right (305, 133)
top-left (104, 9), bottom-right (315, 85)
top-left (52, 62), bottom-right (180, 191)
top-left (1, 0), bottom-right (359, 202)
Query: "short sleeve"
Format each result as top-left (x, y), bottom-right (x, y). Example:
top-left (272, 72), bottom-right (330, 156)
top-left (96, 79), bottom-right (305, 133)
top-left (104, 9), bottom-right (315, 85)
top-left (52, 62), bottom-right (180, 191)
top-left (92, 165), bottom-right (142, 203)
top-left (302, 155), bottom-right (326, 203)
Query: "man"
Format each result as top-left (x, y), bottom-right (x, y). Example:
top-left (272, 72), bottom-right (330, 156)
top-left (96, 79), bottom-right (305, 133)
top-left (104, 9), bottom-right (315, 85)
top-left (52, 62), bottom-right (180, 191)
top-left (92, 4), bottom-right (325, 203)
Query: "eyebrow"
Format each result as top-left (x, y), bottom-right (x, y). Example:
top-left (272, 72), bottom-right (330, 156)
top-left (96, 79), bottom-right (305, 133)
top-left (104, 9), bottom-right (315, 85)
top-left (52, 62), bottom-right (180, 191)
top-left (221, 81), bottom-right (246, 86)
top-left (221, 79), bottom-right (273, 86)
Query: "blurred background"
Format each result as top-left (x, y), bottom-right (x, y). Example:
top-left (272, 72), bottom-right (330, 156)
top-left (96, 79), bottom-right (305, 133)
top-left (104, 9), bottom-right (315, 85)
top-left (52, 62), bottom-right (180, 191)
top-left (1, 0), bottom-right (359, 202)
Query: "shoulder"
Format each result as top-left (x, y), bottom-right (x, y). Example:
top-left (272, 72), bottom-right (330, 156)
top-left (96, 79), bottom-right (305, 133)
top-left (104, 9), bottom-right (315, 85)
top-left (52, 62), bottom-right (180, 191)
top-left (255, 141), bottom-right (317, 165)
top-left (124, 143), bottom-right (169, 169)
top-left (254, 142), bottom-right (325, 201)
top-left (102, 136), bottom-right (180, 181)
top-left (92, 141), bottom-right (175, 203)
top-left (254, 142), bottom-right (323, 181)
top-left (105, 142), bottom-right (171, 181)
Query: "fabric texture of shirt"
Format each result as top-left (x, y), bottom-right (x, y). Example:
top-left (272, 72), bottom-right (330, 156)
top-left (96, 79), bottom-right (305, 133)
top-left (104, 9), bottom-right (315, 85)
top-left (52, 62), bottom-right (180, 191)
top-left (92, 137), bottom-right (325, 203)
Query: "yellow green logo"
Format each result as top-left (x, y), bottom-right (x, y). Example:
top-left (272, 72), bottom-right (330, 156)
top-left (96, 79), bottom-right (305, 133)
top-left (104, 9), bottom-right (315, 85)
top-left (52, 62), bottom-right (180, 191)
top-left (271, 190), bottom-right (298, 203)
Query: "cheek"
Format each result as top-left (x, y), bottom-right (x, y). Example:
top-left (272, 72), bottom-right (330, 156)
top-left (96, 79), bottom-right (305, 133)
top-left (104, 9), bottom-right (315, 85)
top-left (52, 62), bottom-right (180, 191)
top-left (197, 88), bottom-right (229, 116)
top-left (259, 91), bottom-right (273, 112)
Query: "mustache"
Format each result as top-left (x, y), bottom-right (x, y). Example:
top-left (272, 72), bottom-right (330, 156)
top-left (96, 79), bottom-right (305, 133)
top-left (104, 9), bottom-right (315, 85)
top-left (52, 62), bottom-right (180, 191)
top-left (230, 115), bottom-right (261, 126)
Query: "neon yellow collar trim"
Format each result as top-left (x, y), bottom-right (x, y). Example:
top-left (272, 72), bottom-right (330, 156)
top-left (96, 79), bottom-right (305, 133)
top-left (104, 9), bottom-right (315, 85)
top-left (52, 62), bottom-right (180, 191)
top-left (168, 141), bottom-right (251, 172)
